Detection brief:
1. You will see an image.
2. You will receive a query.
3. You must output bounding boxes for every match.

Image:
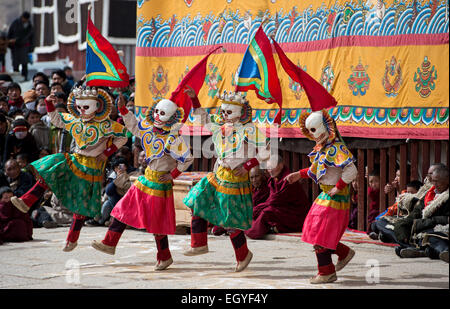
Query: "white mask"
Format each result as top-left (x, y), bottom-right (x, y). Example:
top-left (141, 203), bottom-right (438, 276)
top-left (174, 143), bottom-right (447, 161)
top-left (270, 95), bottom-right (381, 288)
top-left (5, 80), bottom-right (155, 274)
top-left (220, 103), bottom-right (242, 122)
top-left (75, 99), bottom-right (98, 119)
top-left (26, 102), bottom-right (36, 110)
top-left (15, 131), bottom-right (27, 139)
top-left (153, 99), bottom-right (177, 128)
top-left (37, 105), bottom-right (47, 115)
top-left (305, 111), bottom-right (329, 143)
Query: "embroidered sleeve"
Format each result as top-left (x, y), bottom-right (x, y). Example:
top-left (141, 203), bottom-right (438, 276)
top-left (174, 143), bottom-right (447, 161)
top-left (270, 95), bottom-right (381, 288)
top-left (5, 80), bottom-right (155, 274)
top-left (122, 111), bottom-right (141, 138)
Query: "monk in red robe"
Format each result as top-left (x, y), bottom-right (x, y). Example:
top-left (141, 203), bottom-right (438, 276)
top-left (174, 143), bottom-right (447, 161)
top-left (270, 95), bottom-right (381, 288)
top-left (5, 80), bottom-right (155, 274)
top-left (250, 166), bottom-right (270, 207)
top-left (245, 158), bottom-right (308, 239)
top-left (0, 187), bottom-right (33, 244)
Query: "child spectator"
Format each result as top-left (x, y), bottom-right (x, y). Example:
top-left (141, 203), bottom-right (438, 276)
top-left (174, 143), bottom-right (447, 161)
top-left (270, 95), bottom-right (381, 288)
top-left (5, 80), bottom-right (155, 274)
top-left (27, 109), bottom-right (50, 151)
top-left (367, 170), bottom-right (380, 233)
top-left (0, 186), bottom-right (33, 244)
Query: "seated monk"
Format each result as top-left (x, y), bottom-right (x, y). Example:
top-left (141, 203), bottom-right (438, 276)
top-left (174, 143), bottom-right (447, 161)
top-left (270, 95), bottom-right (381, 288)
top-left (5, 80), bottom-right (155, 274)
top-left (212, 166), bottom-right (270, 236)
top-left (245, 155), bottom-right (308, 239)
top-left (0, 187), bottom-right (33, 244)
top-left (249, 166), bottom-right (270, 207)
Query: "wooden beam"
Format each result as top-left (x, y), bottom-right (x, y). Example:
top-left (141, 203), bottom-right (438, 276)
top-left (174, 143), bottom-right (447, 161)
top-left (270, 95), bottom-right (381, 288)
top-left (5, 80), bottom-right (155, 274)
top-left (434, 140), bottom-right (441, 163)
top-left (379, 148), bottom-right (387, 212)
top-left (301, 154), bottom-right (310, 202)
top-left (388, 146), bottom-right (397, 206)
top-left (399, 143), bottom-right (407, 191)
top-left (410, 141), bottom-right (419, 181)
top-left (421, 140), bottom-right (430, 181)
top-left (357, 149), bottom-right (366, 231)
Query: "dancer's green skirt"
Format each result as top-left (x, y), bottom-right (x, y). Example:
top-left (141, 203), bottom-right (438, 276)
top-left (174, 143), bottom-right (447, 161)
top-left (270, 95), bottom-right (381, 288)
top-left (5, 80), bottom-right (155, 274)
top-left (183, 166), bottom-right (253, 230)
top-left (31, 153), bottom-right (105, 218)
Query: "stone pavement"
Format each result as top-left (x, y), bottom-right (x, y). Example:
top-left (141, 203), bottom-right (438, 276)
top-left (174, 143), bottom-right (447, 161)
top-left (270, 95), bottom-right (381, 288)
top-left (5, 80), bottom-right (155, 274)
top-left (0, 226), bottom-right (448, 289)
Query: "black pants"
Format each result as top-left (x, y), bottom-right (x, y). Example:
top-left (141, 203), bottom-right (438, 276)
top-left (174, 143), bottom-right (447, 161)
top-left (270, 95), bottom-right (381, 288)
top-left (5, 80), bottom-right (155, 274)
top-left (11, 47), bottom-right (28, 78)
top-left (371, 217), bottom-right (398, 244)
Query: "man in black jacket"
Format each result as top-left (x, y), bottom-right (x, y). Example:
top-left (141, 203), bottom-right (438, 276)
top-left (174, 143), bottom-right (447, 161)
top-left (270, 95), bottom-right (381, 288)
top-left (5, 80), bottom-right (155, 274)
top-left (7, 12), bottom-right (34, 80)
top-left (393, 165), bottom-right (449, 262)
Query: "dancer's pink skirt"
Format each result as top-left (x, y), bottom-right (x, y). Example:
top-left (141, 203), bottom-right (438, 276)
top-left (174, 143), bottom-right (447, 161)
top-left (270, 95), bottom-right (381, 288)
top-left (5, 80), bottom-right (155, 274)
top-left (301, 184), bottom-right (350, 250)
top-left (111, 172), bottom-right (176, 235)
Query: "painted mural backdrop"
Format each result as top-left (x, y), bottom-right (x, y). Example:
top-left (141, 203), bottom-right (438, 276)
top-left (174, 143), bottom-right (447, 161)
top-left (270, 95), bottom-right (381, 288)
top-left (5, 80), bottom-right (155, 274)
top-left (135, 0), bottom-right (449, 139)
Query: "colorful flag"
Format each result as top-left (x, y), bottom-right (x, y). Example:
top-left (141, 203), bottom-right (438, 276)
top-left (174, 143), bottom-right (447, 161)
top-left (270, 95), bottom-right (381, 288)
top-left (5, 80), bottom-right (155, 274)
top-left (272, 39), bottom-right (337, 112)
top-left (85, 11), bottom-right (129, 88)
top-left (235, 26), bottom-right (283, 124)
top-left (170, 45), bottom-right (223, 122)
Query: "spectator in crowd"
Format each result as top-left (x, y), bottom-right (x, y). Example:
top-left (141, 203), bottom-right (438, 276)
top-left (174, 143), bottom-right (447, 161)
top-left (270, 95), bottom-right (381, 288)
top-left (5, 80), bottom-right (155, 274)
top-left (137, 150), bottom-right (147, 174)
top-left (129, 75), bottom-right (135, 93)
top-left (54, 92), bottom-right (67, 105)
top-left (48, 103), bottom-right (72, 154)
top-left (6, 82), bottom-right (24, 109)
top-left (34, 81), bottom-right (50, 98)
top-left (0, 30), bottom-right (8, 73)
top-left (3, 159), bottom-right (34, 197)
top-left (50, 82), bottom-right (64, 95)
top-left (126, 94), bottom-right (135, 113)
top-left (38, 146), bottom-right (50, 158)
top-left (63, 66), bottom-right (75, 88)
top-left (7, 11), bottom-right (34, 81)
top-left (369, 179), bottom-right (422, 242)
top-left (249, 166), bottom-right (270, 208)
top-left (0, 95), bottom-right (9, 114)
top-left (245, 155), bottom-right (309, 239)
top-left (109, 104), bottom-right (119, 121)
top-left (114, 146), bottom-right (136, 173)
top-left (0, 113), bottom-right (10, 168)
top-left (32, 72), bottom-right (49, 89)
top-left (366, 170), bottom-right (380, 233)
top-left (27, 109), bottom-right (50, 150)
top-left (8, 106), bottom-right (23, 119)
top-left (16, 153), bottom-right (32, 174)
top-left (393, 164), bottom-right (449, 262)
top-left (384, 168), bottom-right (401, 197)
top-left (35, 95), bottom-right (47, 116)
top-left (3, 118), bottom-right (39, 166)
top-left (51, 70), bottom-right (72, 94)
top-left (0, 186), bottom-right (33, 244)
top-left (23, 89), bottom-right (37, 110)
